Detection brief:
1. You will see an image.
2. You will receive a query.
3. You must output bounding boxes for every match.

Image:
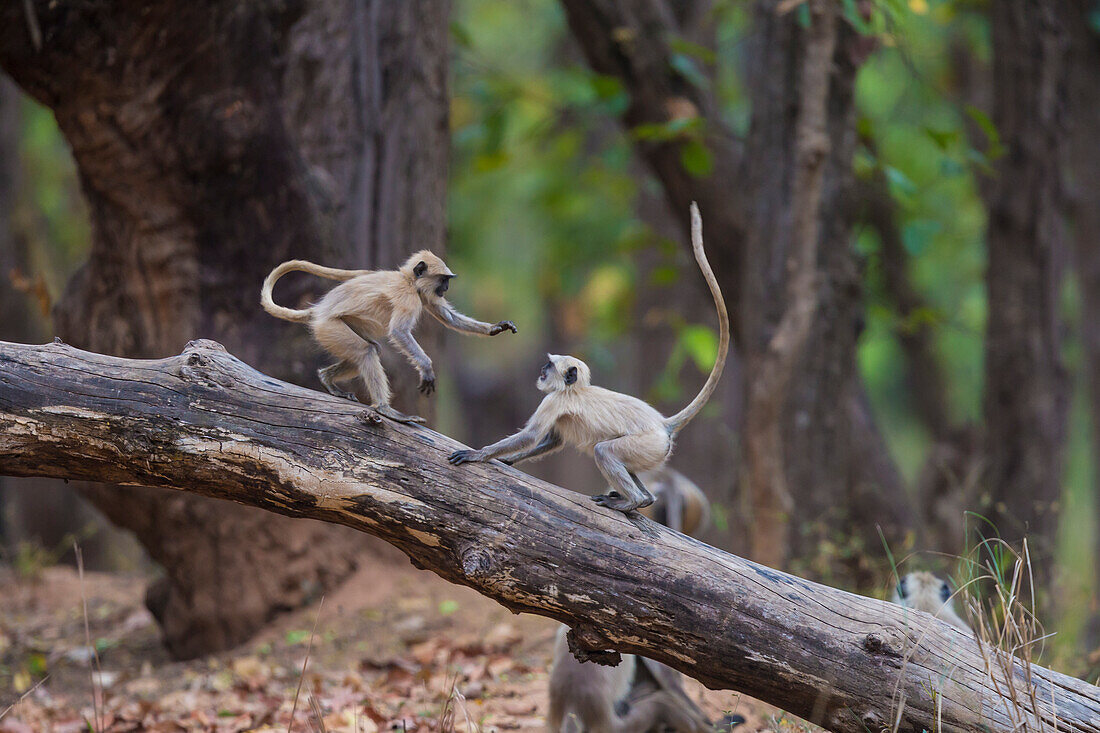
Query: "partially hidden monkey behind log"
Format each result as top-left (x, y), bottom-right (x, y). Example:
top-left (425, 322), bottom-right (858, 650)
top-left (261, 250), bottom-right (516, 423)
top-left (449, 203), bottom-right (729, 515)
top-left (892, 571), bottom-right (970, 631)
top-left (546, 466), bottom-right (741, 732)
top-left (547, 626), bottom-right (729, 733)
top-left (637, 467), bottom-right (710, 537)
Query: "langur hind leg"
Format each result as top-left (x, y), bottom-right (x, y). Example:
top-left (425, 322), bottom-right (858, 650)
top-left (318, 361), bottom-right (359, 401)
top-left (629, 472), bottom-right (656, 510)
top-left (357, 340), bottom-right (425, 424)
top-left (592, 440), bottom-right (650, 513)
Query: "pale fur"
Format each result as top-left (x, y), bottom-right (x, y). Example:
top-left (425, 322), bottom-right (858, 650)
top-left (449, 203), bottom-right (729, 514)
top-left (892, 571), bottom-right (970, 630)
top-left (261, 250), bottom-right (515, 421)
top-left (546, 627), bottom-right (712, 733)
top-left (638, 467), bottom-right (710, 537)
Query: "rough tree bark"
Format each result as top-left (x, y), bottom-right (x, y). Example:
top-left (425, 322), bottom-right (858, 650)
top-left (2, 339), bottom-right (1099, 733)
top-left (742, 0), bottom-right (835, 567)
top-left (559, 0), bottom-right (914, 580)
top-left (982, 0), bottom-right (1071, 588)
top-left (0, 0), bottom-right (449, 657)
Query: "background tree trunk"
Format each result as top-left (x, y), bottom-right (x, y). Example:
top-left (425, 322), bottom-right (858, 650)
top-left (559, 0), bottom-right (914, 583)
top-left (982, 0), bottom-right (1071, 591)
top-left (0, 0), bottom-right (449, 658)
top-left (1065, 0), bottom-right (1100, 649)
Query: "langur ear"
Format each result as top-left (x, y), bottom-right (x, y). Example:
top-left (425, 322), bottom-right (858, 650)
top-left (414, 261), bottom-right (428, 277)
top-left (564, 366), bottom-right (578, 385)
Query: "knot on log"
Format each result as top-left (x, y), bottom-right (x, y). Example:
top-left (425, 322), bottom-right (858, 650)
top-left (179, 340), bottom-right (234, 388)
top-left (862, 631), bottom-right (903, 659)
top-left (460, 546), bottom-right (497, 580)
top-left (357, 409), bottom-right (382, 426)
top-left (566, 627), bottom-right (621, 667)
top-left (183, 339), bottom-right (228, 354)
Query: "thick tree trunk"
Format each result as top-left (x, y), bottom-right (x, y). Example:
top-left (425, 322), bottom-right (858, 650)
top-left (0, 0), bottom-right (449, 657)
top-left (559, 0), bottom-right (914, 580)
top-left (982, 0), bottom-right (1071, 589)
top-left (1065, 0), bottom-right (1100, 649)
top-left (742, 0), bottom-right (835, 568)
top-left (2, 339), bottom-right (1100, 733)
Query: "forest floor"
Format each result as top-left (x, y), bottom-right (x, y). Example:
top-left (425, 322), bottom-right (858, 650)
top-left (0, 558), bottom-right (813, 732)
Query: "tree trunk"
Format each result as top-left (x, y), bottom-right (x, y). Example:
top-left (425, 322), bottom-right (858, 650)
top-left (982, 0), bottom-right (1071, 590)
top-left (3, 339), bottom-right (1100, 733)
top-left (559, 0), bottom-right (914, 581)
top-left (0, 0), bottom-right (449, 657)
top-left (742, 0), bottom-right (836, 568)
top-left (1065, 0), bottom-right (1100, 649)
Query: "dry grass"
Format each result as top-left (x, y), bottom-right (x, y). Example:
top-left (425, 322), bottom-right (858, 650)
top-left (887, 531), bottom-right (1057, 732)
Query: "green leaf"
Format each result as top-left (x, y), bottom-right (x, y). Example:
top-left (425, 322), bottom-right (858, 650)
top-left (680, 139), bottom-right (714, 177)
top-left (939, 158), bottom-right (965, 177)
top-left (449, 21), bottom-right (473, 49)
top-left (668, 37), bottom-right (717, 65)
top-left (438, 599), bottom-right (459, 616)
top-left (796, 3), bottom-right (812, 28)
top-left (923, 126), bottom-right (960, 151)
top-left (965, 105), bottom-right (1000, 150)
top-left (901, 219), bottom-right (941, 256)
top-left (680, 325), bottom-right (718, 372)
top-left (669, 53), bottom-right (710, 90)
top-left (884, 165), bottom-right (917, 195)
top-left (284, 629), bottom-right (310, 645)
top-left (649, 265), bottom-right (680, 286)
top-left (631, 117), bottom-right (701, 142)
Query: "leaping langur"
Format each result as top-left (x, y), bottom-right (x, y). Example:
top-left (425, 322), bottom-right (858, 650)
top-left (261, 250), bottom-right (517, 423)
top-left (449, 203), bottom-right (729, 514)
top-left (892, 571), bottom-right (970, 631)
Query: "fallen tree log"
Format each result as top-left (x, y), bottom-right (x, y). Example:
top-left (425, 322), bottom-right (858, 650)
top-left (0, 339), bottom-right (1097, 733)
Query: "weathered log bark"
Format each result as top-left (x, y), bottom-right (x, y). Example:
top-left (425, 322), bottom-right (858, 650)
top-left (2, 339), bottom-right (1099, 733)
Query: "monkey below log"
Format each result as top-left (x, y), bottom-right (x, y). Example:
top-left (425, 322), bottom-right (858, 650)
top-left (449, 204), bottom-right (729, 515)
top-left (892, 571), bottom-right (970, 631)
top-left (261, 250), bottom-right (516, 423)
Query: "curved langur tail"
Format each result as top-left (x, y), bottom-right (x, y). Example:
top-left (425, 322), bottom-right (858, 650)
top-left (664, 202), bottom-right (730, 437)
top-left (260, 260), bottom-right (369, 323)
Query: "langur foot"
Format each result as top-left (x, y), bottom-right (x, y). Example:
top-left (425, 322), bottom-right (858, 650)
top-left (448, 449), bottom-right (483, 465)
top-left (375, 404), bottom-right (426, 424)
top-left (592, 492), bottom-right (641, 513)
top-left (327, 387), bottom-right (359, 402)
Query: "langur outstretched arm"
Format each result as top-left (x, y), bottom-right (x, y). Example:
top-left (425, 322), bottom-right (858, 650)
top-left (448, 428), bottom-right (542, 465)
top-left (388, 314), bottom-right (436, 394)
top-left (427, 298), bottom-right (517, 337)
top-left (500, 430), bottom-right (563, 465)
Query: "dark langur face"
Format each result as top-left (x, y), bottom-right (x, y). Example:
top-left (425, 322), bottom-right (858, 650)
top-left (939, 581), bottom-right (951, 604)
top-left (538, 354), bottom-right (587, 393)
top-left (435, 275), bottom-right (454, 297)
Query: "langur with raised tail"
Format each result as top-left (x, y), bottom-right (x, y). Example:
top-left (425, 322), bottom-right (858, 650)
top-left (261, 251), bottom-right (516, 423)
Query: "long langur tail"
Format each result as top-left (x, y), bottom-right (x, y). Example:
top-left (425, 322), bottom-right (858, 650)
top-left (260, 259), bottom-right (370, 323)
top-left (664, 203), bottom-right (730, 437)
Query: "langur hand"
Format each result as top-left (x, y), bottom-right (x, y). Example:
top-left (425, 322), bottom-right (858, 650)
top-left (489, 320), bottom-right (517, 336)
top-left (448, 449), bottom-right (485, 465)
top-left (419, 374), bottom-right (436, 395)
